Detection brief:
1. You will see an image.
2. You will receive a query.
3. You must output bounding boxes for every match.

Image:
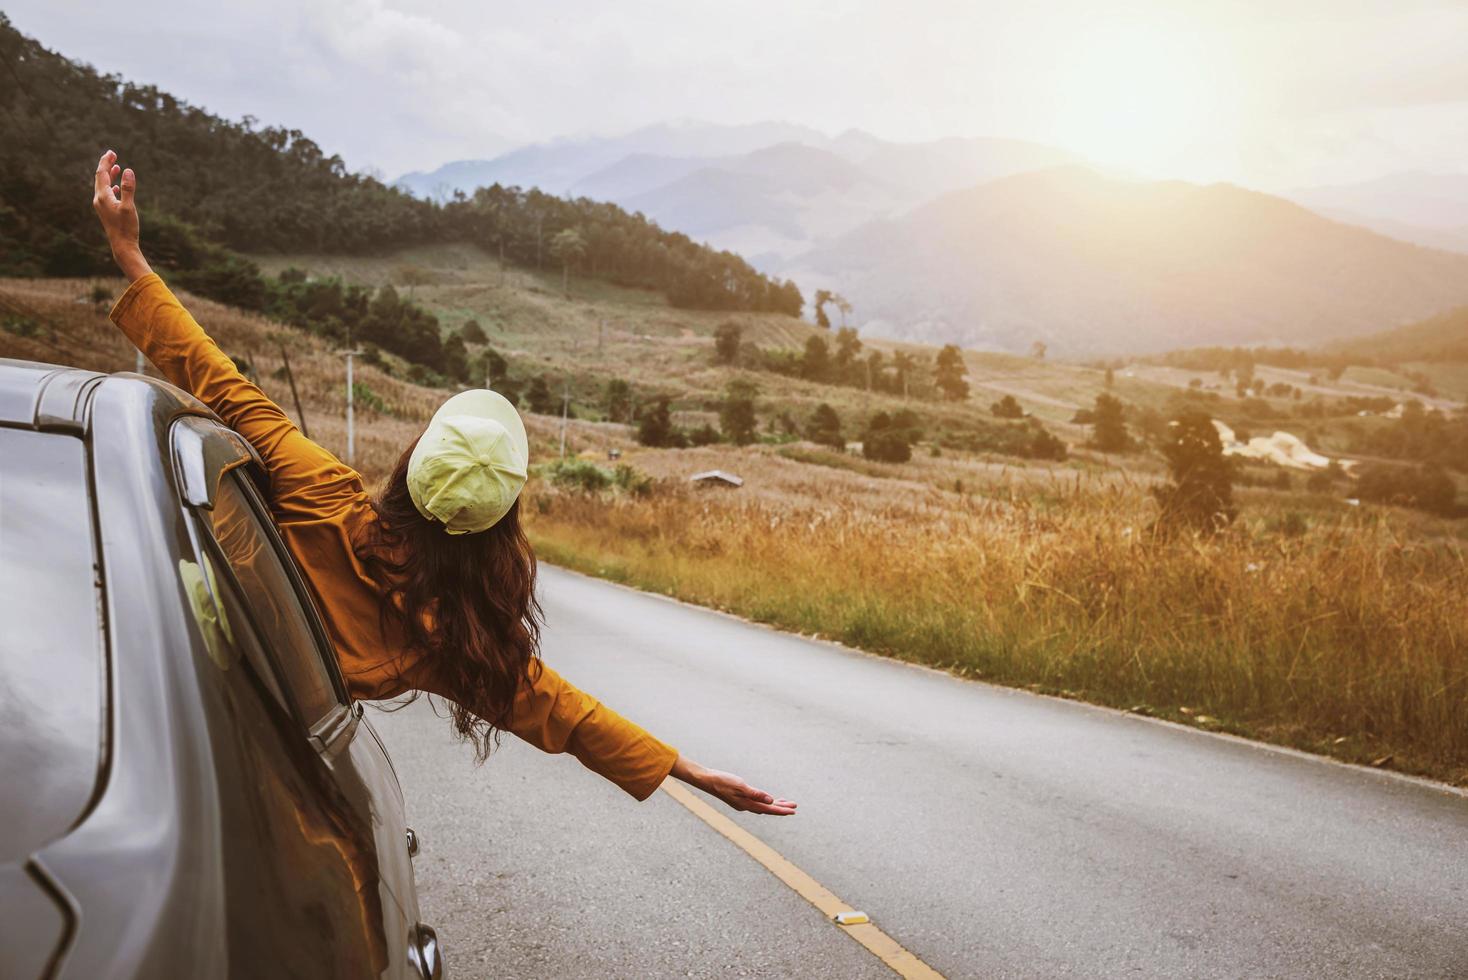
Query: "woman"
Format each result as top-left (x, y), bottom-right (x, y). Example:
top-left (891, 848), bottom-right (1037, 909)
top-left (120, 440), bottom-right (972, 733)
top-left (91, 150), bottom-right (795, 816)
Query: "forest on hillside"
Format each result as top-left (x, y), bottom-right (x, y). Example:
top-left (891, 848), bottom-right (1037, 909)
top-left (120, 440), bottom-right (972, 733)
top-left (0, 15), bottom-right (801, 317)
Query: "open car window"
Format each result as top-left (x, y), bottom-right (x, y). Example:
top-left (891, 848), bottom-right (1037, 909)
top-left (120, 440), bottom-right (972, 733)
top-left (200, 470), bottom-right (346, 729)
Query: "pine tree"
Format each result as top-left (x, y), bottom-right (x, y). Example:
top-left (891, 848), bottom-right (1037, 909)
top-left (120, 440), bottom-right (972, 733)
top-left (1153, 410), bottom-right (1236, 530)
top-left (637, 396), bottom-right (676, 447)
top-left (1091, 394), bottom-right (1130, 452)
top-left (720, 379), bottom-right (759, 446)
top-left (935, 345), bottom-right (969, 401)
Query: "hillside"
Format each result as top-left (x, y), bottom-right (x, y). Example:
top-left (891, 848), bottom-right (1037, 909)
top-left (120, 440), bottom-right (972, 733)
top-left (0, 15), bottom-right (799, 320)
top-left (788, 167), bottom-right (1468, 355)
top-left (1286, 173), bottom-right (1468, 255)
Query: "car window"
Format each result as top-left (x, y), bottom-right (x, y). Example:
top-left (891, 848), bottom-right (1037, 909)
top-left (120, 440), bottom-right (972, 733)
top-left (0, 429), bottom-right (103, 863)
top-left (202, 470), bottom-right (343, 727)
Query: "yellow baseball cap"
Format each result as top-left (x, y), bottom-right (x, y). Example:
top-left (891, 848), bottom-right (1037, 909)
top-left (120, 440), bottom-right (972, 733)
top-left (407, 389), bottom-right (529, 535)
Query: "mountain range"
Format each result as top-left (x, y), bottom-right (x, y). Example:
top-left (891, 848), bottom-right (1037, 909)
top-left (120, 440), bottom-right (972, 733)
top-left (398, 123), bottom-right (1468, 356)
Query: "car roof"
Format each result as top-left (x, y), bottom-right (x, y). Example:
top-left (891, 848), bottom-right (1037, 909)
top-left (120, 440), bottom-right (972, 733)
top-left (0, 356), bottom-right (199, 433)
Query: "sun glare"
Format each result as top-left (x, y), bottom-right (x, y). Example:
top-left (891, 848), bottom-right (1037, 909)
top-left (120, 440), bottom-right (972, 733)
top-left (1047, 25), bottom-right (1236, 180)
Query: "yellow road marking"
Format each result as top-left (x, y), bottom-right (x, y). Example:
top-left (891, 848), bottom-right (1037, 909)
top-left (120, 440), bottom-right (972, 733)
top-left (660, 781), bottom-right (946, 980)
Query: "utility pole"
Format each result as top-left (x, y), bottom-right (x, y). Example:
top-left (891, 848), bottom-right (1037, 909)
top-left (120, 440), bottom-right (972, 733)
top-left (279, 344), bottom-right (310, 438)
top-left (598, 318), bottom-right (604, 354)
top-left (343, 347), bottom-right (365, 466)
top-left (559, 383), bottom-right (570, 459)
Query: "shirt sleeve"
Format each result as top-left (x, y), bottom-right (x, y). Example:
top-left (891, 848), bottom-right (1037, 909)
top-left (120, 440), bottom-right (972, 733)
top-left (110, 273), bottom-right (367, 520)
top-left (505, 661), bottom-right (679, 801)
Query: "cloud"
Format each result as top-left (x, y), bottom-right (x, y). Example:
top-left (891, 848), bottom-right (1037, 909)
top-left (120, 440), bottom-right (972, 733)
top-left (6, 0), bottom-right (1467, 185)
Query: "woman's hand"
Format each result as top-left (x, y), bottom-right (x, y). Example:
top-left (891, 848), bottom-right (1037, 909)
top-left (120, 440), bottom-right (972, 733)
top-left (92, 150), bottom-right (152, 282)
top-left (671, 755), bottom-right (797, 815)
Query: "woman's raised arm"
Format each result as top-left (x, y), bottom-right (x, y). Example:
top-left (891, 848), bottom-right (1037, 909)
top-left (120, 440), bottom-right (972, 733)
top-left (92, 150), bottom-right (366, 520)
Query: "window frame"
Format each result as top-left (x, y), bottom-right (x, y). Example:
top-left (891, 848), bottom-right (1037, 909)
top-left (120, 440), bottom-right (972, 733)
top-left (170, 416), bottom-right (357, 752)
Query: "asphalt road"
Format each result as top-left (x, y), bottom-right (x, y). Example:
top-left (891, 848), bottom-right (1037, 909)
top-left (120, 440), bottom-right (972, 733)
top-left (371, 566), bottom-right (1468, 980)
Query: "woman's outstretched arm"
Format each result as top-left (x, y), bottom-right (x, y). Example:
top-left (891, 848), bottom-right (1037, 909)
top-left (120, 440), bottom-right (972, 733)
top-left (92, 150), bottom-right (366, 520)
top-left (489, 660), bottom-right (796, 815)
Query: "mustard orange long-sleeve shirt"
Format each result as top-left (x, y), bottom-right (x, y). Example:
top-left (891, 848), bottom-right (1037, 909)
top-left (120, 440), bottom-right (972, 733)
top-left (111, 273), bottom-right (677, 800)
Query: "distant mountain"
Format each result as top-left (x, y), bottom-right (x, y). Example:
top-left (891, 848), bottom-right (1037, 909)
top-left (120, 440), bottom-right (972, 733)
top-left (787, 167), bottom-right (1468, 355)
top-left (830, 133), bottom-right (1082, 198)
top-left (397, 124), bottom-right (1079, 267)
top-left (394, 120), bottom-right (826, 200)
top-left (615, 143), bottom-right (903, 264)
top-left (1286, 173), bottom-right (1468, 255)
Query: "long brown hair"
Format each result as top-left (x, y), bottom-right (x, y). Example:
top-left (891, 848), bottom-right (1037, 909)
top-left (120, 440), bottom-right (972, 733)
top-left (356, 436), bottom-right (542, 761)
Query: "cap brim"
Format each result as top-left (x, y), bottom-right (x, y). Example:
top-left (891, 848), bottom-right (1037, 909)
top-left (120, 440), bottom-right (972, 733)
top-left (429, 388), bottom-right (529, 465)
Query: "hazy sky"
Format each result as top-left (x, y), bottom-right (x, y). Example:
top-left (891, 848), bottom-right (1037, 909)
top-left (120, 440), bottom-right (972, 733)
top-left (9, 0), bottom-right (1468, 189)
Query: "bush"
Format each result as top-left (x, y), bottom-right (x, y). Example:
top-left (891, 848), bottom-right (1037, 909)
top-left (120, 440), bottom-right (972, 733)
top-left (460, 319), bottom-right (488, 344)
top-left (862, 412), bottom-right (912, 463)
top-left (806, 403), bottom-right (844, 450)
top-left (351, 381), bottom-right (387, 415)
top-left (545, 458), bottom-right (613, 493)
top-left (688, 422), bottom-right (722, 447)
top-left (1356, 462), bottom-right (1458, 515)
top-left (991, 394), bottom-right (1024, 419)
top-left (612, 464), bottom-right (654, 497)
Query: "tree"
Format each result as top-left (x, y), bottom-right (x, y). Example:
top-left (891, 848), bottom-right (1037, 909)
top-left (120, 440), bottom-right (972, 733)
top-left (714, 321), bottom-right (742, 365)
top-left (935, 345), bottom-right (969, 401)
top-left (548, 227), bottom-right (586, 296)
top-left (1104, 365), bottom-right (1115, 388)
top-left (991, 394), bottom-right (1024, 419)
top-left (1091, 393), bottom-right (1130, 452)
top-left (863, 349), bottom-right (886, 391)
top-left (604, 378), bottom-right (633, 423)
top-left (862, 412), bottom-right (912, 463)
top-left (1030, 340), bottom-right (1047, 360)
top-left (720, 379), bottom-right (759, 446)
top-left (1027, 422), bottom-right (1068, 461)
top-left (1153, 410), bottom-right (1236, 531)
top-left (806, 403), bottom-right (844, 450)
top-left (833, 327), bottom-right (863, 383)
top-left (801, 335), bottom-right (831, 381)
top-left (527, 375), bottom-right (557, 414)
top-left (441, 333), bottom-right (470, 383)
top-left (832, 293), bottom-right (852, 328)
top-left (813, 289), bottom-right (833, 329)
top-left (892, 351), bottom-right (915, 399)
top-left (476, 346), bottom-right (508, 387)
top-left (460, 319), bottom-right (488, 344)
top-left (637, 396), bottom-right (677, 447)
top-left (394, 264), bottom-right (433, 297)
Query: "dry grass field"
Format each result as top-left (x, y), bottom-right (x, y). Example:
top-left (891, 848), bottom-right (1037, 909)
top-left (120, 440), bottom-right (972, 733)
top-left (4, 267), bottom-right (1465, 787)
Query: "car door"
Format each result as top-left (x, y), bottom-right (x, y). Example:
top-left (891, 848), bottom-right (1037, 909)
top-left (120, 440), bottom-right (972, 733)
top-left (172, 416), bottom-right (425, 978)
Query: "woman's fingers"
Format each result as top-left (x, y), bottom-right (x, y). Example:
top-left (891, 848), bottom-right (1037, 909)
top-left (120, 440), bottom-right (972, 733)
top-left (120, 167), bottom-right (136, 207)
top-left (94, 150), bottom-right (117, 201)
top-left (743, 798), bottom-right (798, 815)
